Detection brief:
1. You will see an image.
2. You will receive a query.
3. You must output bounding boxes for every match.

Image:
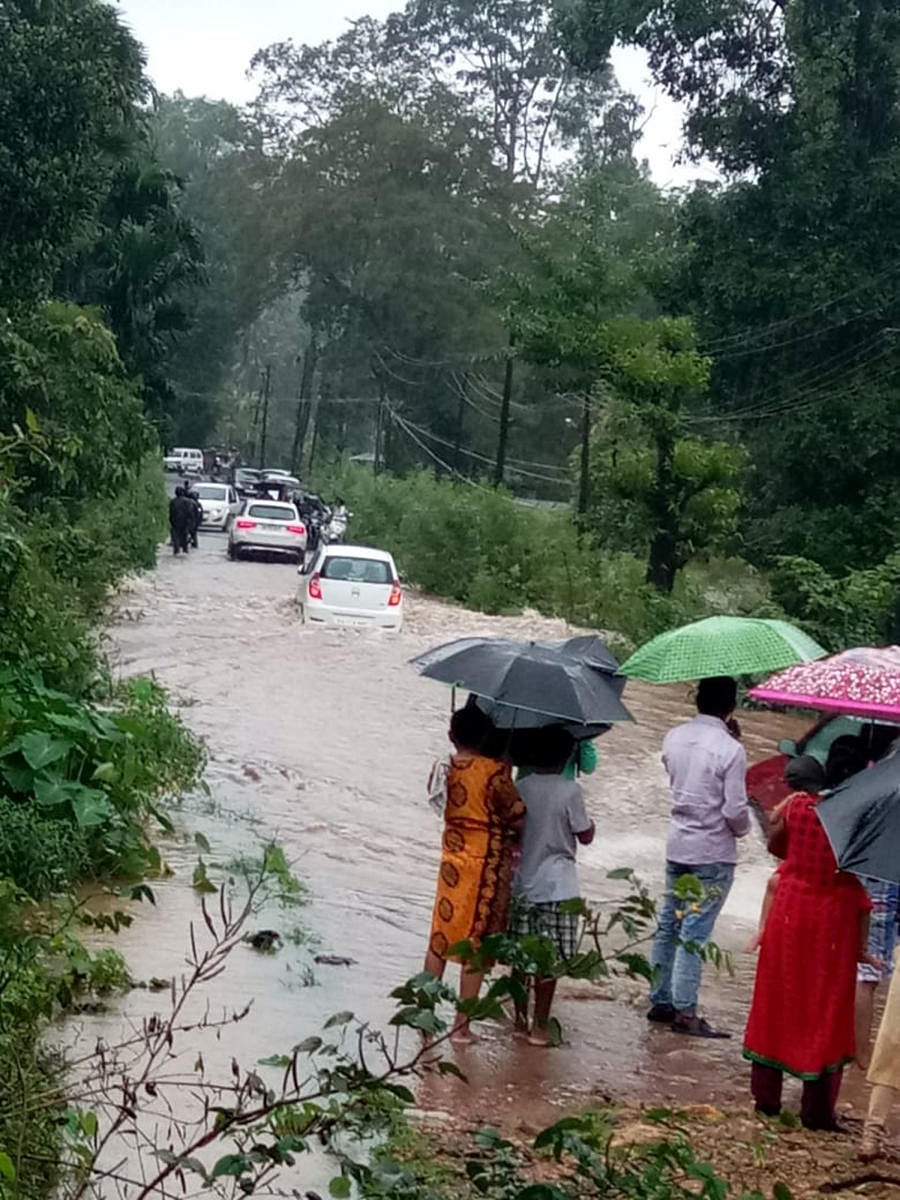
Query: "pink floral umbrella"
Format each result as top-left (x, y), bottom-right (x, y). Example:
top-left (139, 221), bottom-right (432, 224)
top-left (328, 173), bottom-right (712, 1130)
top-left (749, 646), bottom-right (900, 719)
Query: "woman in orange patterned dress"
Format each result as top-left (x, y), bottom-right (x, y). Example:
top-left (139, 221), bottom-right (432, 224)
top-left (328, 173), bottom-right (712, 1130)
top-left (424, 706), bottom-right (525, 1043)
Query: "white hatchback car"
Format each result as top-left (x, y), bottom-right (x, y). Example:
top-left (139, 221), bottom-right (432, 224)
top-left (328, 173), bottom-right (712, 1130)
top-left (227, 500), bottom-right (307, 562)
top-left (194, 482), bottom-right (240, 530)
top-left (299, 545), bottom-right (403, 629)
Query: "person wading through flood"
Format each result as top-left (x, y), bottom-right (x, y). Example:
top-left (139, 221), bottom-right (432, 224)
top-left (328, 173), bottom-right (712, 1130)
top-left (647, 675), bottom-right (750, 1038)
top-left (187, 488), bottom-right (203, 549)
top-left (169, 486), bottom-right (193, 556)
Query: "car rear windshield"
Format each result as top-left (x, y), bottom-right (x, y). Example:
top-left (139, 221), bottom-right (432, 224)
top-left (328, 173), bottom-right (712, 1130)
top-left (196, 485), bottom-right (227, 500)
top-left (321, 556), bottom-right (392, 584)
top-left (247, 504), bottom-right (296, 521)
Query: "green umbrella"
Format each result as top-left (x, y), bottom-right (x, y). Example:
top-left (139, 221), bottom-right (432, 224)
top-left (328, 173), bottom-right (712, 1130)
top-left (619, 616), bottom-right (827, 683)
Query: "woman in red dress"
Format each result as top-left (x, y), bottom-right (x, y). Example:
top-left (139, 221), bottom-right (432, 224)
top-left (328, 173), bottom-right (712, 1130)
top-left (743, 737), bottom-right (872, 1130)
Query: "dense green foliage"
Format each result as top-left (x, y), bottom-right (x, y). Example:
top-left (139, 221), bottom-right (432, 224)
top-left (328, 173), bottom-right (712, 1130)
top-left (0, 3), bottom-right (209, 1194)
top-left (139, 0), bottom-right (900, 634)
top-left (316, 466), bottom-right (769, 646)
top-left (0, 0), bottom-right (145, 307)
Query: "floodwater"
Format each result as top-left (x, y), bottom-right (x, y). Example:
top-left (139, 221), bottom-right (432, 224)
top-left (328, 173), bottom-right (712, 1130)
top-left (71, 533), bottom-right (861, 1168)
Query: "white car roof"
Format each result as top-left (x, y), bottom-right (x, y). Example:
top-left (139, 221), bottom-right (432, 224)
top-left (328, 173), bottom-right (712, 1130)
top-left (246, 500), bottom-right (297, 513)
top-left (321, 544), bottom-right (395, 562)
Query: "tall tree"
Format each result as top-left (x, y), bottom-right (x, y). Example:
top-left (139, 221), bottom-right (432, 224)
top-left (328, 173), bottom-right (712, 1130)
top-left (57, 141), bottom-right (206, 442)
top-left (0, 0), bottom-right (145, 306)
top-left (404, 0), bottom-right (622, 185)
top-left (149, 94), bottom-right (281, 444)
top-left (561, 0), bottom-right (900, 572)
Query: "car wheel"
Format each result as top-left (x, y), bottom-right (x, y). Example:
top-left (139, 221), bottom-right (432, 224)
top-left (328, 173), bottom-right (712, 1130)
top-left (298, 604), bottom-right (307, 625)
top-left (227, 542), bottom-right (238, 561)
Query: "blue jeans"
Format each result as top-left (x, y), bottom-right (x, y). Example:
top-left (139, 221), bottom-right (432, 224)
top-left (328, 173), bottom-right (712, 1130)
top-left (649, 861), bottom-right (735, 1015)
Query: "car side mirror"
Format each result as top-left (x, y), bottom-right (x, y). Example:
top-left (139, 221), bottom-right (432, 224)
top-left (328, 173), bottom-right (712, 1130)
top-left (778, 738), bottom-right (798, 756)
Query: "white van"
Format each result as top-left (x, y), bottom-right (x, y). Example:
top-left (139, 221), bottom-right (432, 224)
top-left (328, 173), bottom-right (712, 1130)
top-left (163, 447), bottom-right (204, 474)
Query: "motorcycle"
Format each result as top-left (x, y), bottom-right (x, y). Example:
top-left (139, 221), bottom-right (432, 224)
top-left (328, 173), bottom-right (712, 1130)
top-left (323, 503), bottom-right (351, 545)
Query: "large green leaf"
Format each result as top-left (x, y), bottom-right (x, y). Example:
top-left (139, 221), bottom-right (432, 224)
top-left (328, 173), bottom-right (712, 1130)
top-left (70, 787), bottom-right (112, 828)
top-left (33, 774), bottom-right (71, 807)
top-left (19, 732), bottom-right (72, 770)
top-left (1, 760), bottom-right (34, 792)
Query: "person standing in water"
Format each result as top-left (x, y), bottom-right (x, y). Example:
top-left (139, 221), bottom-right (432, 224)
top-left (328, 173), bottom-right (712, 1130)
top-left (647, 676), bottom-right (750, 1038)
top-left (509, 726), bottom-right (595, 1045)
top-left (169, 486), bottom-right (192, 556)
top-left (424, 706), bottom-right (525, 1044)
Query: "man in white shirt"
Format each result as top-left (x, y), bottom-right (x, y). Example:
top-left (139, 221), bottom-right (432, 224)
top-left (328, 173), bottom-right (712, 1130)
top-left (648, 676), bottom-right (750, 1038)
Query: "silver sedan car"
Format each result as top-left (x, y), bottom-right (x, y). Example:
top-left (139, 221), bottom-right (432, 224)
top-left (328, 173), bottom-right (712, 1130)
top-left (227, 500), bottom-right (308, 562)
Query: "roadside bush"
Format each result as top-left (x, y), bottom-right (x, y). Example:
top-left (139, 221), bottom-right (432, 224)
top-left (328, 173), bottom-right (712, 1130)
top-left (313, 466), bottom-right (772, 647)
top-left (0, 454), bottom-right (167, 695)
top-left (771, 554), bottom-right (900, 651)
top-left (0, 671), bottom-right (204, 892)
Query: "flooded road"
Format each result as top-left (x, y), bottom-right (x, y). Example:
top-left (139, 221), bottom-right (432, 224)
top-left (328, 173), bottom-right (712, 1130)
top-left (80, 535), bottom-right (846, 1139)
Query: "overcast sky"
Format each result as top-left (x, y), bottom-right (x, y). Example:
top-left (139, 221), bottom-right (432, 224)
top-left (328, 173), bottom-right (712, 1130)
top-left (114, 0), bottom-right (717, 189)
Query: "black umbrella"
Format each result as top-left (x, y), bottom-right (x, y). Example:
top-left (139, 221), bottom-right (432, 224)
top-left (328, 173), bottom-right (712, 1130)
top-left (472, 695), bottom-right (611, 738)
top-left (409, 636), bottom-right (634, 726)
top-left (816, 754), bottom-right (900, 884)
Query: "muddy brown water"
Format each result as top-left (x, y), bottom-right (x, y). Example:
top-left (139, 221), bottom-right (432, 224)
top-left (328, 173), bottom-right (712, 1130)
top-left (69, 537), bottom-right (870, 1160)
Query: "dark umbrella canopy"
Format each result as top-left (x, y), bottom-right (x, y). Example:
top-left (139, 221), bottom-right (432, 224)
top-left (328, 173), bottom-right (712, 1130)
top-left (409, 637), bottom-right (634, 726)
top-left (816, 754), bottom-right (900, 884)
top-left (473, 695), bottom-right (611, 738)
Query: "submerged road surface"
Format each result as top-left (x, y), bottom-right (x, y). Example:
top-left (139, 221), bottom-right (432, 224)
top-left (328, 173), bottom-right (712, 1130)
top-left (81, 536), bottom-right (844, 1135)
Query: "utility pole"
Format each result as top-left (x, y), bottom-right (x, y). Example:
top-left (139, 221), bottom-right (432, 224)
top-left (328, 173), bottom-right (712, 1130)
top-left (290, 339), bottom-right (317, 477)
top-left (493, 337), bottom-right (515, 487)
top-left (577, 390), bottom-right (592, 522)
top-left (258, 363), bottom-right (271, 470)
top-left (373, 377), bottom-right (387, 475)
top-left (249, 373), bottom-right (264, 463)
top-left (452, 373), bottom-right (467, 475)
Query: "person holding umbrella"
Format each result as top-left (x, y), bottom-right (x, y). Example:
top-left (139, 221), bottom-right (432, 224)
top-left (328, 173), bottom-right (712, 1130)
top-left (743, 737), bottom-right (873, 1130)
top-left (647, 676), bottom-right (751, 1038)
top-left (508, 725), bottom-right (596, 1046)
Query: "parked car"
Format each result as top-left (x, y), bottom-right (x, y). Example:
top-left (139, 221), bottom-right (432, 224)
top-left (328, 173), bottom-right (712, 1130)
top-left (747, 714), bottom-right (899, 816)
top-left (233, 468), bottom-right (262, 497)
top-left (298, 544), bottom-right (403, 630)
top-left (227, 500), bottom-right (307, 562)
top-left (193, 482), bottom-right (241, 530)
top-left (163, 447), bottom-right (203, 474)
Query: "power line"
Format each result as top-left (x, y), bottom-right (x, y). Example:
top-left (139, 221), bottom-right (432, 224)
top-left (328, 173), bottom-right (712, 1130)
top-left (399, 415), bottom-right (571, 484)
top-left (688, 358), bottom-right (900, 431)
top-left (687, 335), bottom-right (898, 426)
top-left (697, 260), bottom-right (900, 355)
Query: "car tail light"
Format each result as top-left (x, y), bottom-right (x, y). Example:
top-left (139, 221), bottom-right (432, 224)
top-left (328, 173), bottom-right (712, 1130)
top-left (308, 573), bottom-right (323, 600)
top-left (388, 581), bottom-right (402, 607)
top-left (286, 523), bottom-right (306, 536)
top-left (236, 518), bottom-right (256, 529)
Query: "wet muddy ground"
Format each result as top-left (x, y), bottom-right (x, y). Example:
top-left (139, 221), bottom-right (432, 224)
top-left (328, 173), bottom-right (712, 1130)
top-left (75, 535), bottom-right (876, 1142)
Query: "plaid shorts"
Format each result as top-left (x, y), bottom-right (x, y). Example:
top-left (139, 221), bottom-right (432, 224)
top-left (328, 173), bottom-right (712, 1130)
top-left (508, 897), bottom-right (581, 960)
top-left (859, 878), bottom-right (900, 984)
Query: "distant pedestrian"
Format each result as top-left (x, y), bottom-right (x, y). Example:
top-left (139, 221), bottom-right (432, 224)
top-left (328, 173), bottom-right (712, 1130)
top-left (187, 489), bottom-right (203, 549)
top-left (169, 486), bottom-right (192, 555)
top-left (647, 676), bottom-right (750, 1038)
top-left (509, 725), bottom-right (595, 1045)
